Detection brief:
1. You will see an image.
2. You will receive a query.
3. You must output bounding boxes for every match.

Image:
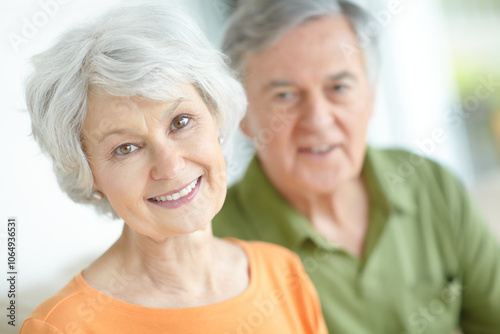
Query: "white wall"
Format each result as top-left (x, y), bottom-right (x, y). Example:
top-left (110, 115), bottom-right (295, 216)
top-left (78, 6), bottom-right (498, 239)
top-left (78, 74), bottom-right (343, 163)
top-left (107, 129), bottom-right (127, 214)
top-left (362, 0), bottom-right (474, 185)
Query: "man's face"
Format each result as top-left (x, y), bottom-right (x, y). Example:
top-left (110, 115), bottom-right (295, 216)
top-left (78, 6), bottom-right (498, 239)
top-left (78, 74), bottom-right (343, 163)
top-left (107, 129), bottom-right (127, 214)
top-left (241, 14), bottom-right (375, 197)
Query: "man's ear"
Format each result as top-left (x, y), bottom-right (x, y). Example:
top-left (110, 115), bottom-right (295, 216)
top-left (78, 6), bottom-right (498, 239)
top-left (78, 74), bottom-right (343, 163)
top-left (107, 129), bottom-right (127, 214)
top-left (239, 115), bottom-right (252, 139)
top-left (368, 81), bottom-right (378, 118)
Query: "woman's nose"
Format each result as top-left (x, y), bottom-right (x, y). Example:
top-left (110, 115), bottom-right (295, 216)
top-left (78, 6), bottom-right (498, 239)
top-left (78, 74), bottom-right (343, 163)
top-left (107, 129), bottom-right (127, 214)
top-left (150, 143), bottom-right (185, 180)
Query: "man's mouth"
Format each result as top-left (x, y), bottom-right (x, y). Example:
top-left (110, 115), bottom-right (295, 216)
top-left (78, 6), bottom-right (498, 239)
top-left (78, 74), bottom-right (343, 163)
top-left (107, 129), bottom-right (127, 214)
top-left (299, 144), bottom-right (338, 154)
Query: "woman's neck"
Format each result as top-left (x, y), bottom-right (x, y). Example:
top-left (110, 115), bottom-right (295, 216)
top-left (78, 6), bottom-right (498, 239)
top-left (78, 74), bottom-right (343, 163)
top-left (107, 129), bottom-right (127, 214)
top-left (84, 225), bottom-right (248, 308)
top-left (118, 225), bottom-right (219, 293)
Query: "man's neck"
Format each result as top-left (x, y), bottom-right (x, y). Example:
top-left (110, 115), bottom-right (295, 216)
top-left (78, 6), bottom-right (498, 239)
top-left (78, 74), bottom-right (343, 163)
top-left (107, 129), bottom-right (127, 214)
top-left (285, 177), bottom-right (370, 257)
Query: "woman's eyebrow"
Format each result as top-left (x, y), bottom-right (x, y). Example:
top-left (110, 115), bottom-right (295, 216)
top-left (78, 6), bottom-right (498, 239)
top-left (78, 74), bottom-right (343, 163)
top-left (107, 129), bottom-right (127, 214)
top-left (159, 98), bottom-right (186, 122)
top-left (99, 128), bottom-right (143, 143)
top-left (96, 99), bottom-right (190, 143)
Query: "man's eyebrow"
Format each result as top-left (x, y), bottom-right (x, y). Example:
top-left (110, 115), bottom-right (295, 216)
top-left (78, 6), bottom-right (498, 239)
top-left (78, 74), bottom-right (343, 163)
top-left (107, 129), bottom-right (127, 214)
top-left (327, 71), bottom-right (357, 82)
top-left (263, 72), bottom-right (356, 91)
top-left (264, 80), bottom-right (297, 91)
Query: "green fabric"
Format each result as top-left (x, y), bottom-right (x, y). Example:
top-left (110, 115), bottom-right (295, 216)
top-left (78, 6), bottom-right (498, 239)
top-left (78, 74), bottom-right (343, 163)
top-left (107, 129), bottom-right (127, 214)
top-left (213, 147), bottom-right (500, 334)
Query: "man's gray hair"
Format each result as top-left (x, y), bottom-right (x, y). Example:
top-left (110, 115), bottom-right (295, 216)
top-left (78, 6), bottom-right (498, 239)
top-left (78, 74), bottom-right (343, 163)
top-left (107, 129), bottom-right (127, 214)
top-left (25, 5), bottom-right (247, 218)
top-left (224, 0), bottom-right (379, 80)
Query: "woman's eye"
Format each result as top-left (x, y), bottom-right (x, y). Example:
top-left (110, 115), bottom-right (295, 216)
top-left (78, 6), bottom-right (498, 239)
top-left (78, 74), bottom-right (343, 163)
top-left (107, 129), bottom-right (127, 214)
top-left (171, 116), bottom-right (190, 130)
top-left (115, 143), bottom-right (139, 155)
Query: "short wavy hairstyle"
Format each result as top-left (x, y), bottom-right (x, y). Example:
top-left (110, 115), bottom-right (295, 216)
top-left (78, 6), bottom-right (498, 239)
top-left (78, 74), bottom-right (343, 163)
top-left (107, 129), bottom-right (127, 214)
top-left (25, 5), bottom-right (247, 218)
top-left (224, 0), bottom-right (379, 81)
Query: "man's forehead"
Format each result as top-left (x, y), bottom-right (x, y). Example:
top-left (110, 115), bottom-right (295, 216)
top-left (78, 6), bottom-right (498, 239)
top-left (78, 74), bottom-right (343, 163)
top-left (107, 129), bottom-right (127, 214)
top-left (267, 15), bottom-right (358, 53)
top-left (286, 14), bottom-right (354, 39)
top-left (244, 15), bottom-right (364, 85)
top-left (248, 16), bottom-right (358, 58)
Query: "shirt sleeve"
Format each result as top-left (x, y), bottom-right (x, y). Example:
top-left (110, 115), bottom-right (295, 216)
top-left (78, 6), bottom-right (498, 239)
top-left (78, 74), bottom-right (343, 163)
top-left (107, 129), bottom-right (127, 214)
top-left (19, 318), bottom-right (65, 334)
top-left (446, 170), bottom-right (500, 332)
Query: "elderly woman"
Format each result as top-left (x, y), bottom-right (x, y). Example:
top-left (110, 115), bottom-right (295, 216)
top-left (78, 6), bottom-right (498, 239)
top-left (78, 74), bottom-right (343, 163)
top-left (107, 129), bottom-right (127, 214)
top-left (19, 5), bottom-right (327, 333)
top-left (213, 0), bottom-right (500, 333)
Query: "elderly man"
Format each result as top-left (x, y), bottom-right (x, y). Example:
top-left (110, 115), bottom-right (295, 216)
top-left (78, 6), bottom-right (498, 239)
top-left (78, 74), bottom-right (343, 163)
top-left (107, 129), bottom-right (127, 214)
top-left (213, 0), bottom-right (500, 333)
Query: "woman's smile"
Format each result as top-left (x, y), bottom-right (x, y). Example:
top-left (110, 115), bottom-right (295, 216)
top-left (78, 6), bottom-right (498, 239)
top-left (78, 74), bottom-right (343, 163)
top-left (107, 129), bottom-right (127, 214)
top-left (148, 176), bottom-right (202, 209)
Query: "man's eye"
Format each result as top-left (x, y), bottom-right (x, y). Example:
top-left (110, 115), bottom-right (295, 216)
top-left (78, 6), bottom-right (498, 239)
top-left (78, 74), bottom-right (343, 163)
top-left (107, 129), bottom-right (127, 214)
top-left (115, 143), bottom-right (139, 155)
top-left (276, 92), bottom-right (295, 100)
top-left (331, 84), bottom-right (348, 92)
top-left (171, 116), bottom-right (190, 130)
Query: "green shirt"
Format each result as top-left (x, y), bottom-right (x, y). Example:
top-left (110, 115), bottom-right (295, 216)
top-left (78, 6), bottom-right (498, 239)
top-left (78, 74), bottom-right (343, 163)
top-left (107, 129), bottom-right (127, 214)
top-left (213, 147), bottom-right (500, 334)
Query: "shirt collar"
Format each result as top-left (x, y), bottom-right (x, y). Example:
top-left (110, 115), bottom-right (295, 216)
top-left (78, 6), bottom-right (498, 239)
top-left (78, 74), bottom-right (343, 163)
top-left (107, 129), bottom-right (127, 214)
top-left (236, 156), bottom-right (317, 250)
top-left (362, 146), bottom-right (416, 215)
top-left (235, 146), bottom-right (415, 251)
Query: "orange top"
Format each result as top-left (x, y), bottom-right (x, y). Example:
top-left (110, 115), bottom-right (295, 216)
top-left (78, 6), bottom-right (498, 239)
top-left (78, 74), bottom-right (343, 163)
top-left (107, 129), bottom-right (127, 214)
top-left (20, 239), bottom-right (327, 334)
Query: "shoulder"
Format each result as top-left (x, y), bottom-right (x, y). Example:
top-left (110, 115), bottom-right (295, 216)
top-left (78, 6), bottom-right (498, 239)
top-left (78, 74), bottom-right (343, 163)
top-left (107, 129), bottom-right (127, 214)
top-left (370, 147), bottom-right (480, 236)
top-left (20, 276), bottom-right (85, 333)
top-left (237, 239), bottom-right (295, 256)
top-left (232, 239), bottom-right (304, 276)
top-left (19, 318), bottom-right (64, 334)
top-left (27, 276), bottom-right (81, 320)
top-left (370, 147), bottom-right (464, 197)
top-left (233, 239), bottom-right (319, 313)
top-left (370, 147), bottom-right (445, 174)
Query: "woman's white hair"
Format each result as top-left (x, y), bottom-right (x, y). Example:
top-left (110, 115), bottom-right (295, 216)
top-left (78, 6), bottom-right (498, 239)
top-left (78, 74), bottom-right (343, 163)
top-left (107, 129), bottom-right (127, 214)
top-left (25, 5), bottom-right (247, 218)
top-left (224, 0), bottom-right (379, 81)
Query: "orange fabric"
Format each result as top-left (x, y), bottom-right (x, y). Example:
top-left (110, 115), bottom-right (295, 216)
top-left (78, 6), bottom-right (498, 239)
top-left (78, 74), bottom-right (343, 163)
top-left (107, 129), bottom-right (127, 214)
top-left (20, 240), bottom-right (327, 334)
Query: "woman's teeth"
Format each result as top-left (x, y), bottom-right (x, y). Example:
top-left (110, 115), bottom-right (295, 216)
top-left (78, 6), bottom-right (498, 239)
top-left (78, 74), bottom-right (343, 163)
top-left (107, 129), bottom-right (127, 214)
top-left (152, 178), bottom-right (198, 202)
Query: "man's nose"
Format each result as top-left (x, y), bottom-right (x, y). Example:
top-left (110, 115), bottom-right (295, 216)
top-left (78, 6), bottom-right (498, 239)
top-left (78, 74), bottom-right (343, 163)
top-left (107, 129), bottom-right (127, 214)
top-left (299, 92), bottom-right (335, 130)
top-left (150, 142), bottom-right (185, 180)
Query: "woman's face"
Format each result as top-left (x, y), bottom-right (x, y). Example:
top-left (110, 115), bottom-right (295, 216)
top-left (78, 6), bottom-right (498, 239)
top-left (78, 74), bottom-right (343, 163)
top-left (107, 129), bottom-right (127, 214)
top-left (82, 85), bottom-right (226, 239)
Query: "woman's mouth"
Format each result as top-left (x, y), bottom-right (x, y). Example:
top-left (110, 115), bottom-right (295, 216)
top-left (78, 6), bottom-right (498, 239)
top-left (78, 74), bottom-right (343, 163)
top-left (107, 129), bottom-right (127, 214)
top-left (151, 178), bottom-right (199, 202)
top-left (148, 176), bottom-right (201, 209)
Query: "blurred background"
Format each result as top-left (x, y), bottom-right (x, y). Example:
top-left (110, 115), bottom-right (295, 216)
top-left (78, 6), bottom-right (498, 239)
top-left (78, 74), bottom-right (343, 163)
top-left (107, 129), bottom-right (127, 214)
top-left (0, 0), bottom-right (498, 332)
